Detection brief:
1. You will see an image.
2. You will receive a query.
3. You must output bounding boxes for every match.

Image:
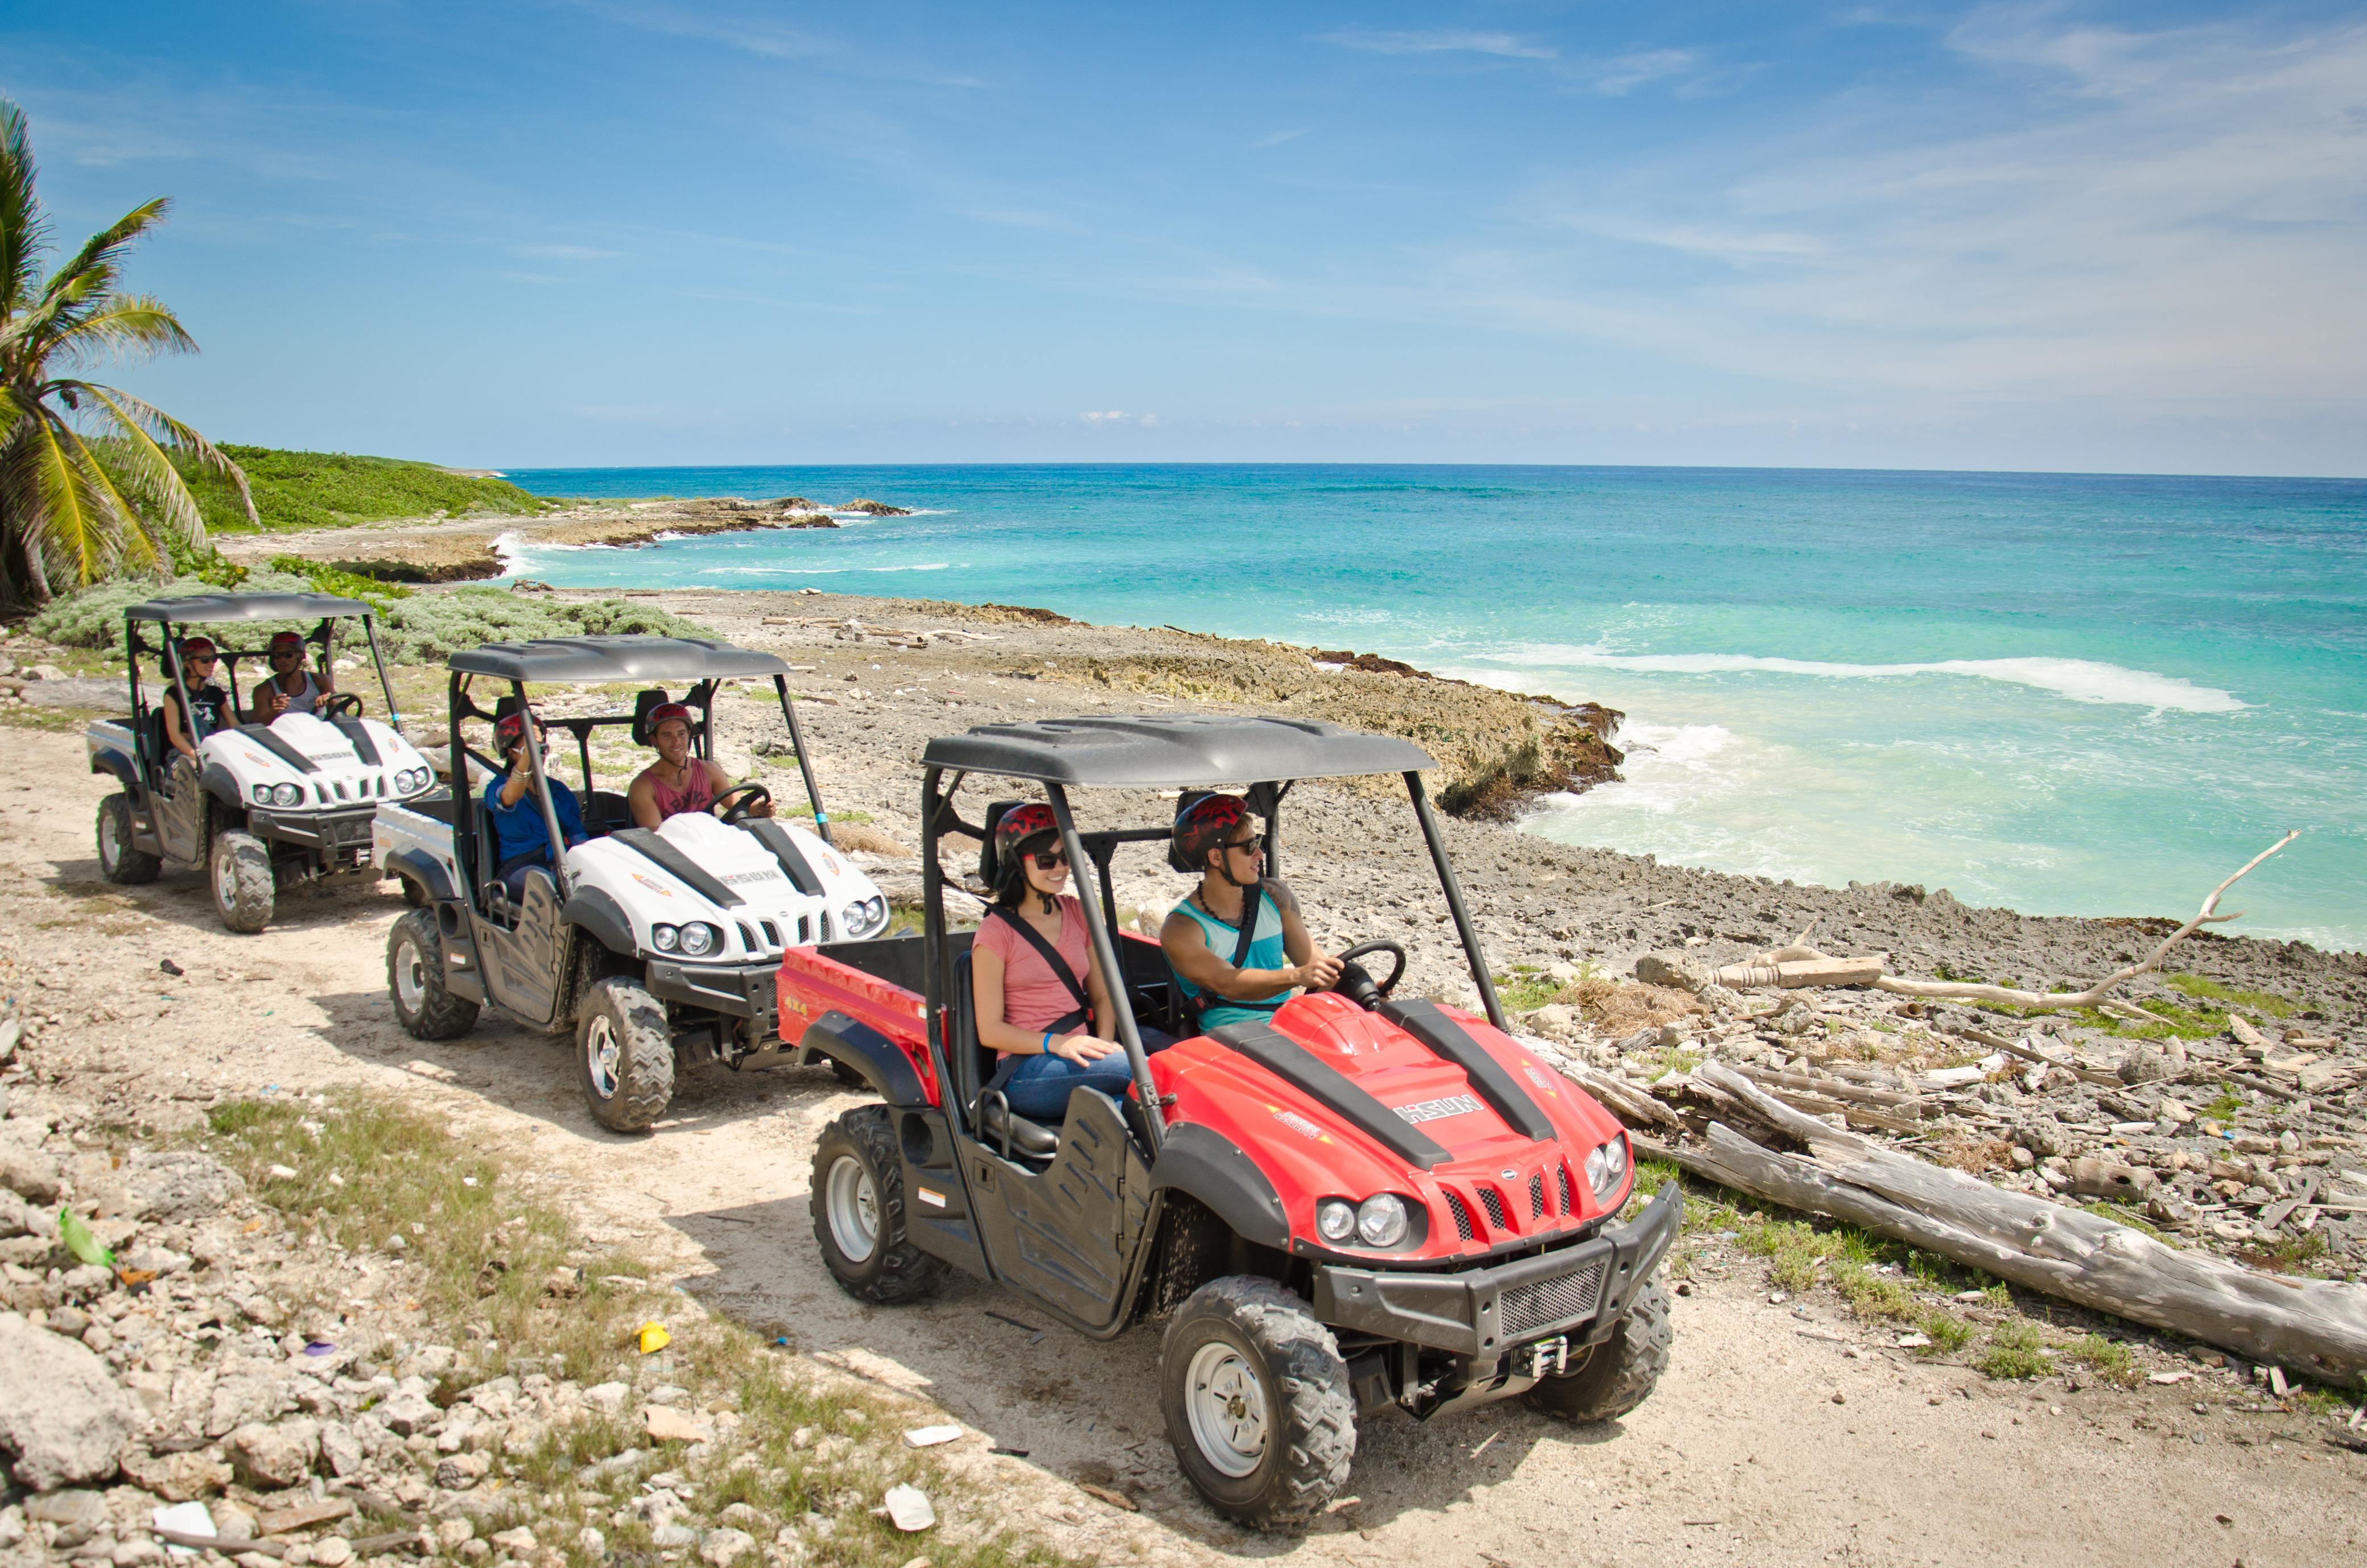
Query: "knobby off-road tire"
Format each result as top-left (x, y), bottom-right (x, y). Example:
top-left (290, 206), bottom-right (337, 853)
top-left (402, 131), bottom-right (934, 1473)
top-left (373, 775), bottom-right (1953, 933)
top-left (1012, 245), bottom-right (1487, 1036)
top-left (96, 793), bottom-right (160, 885)
top-left (208, 828), bottom-right (275, 934)
top-left (1158, 1276), bottom-right (1356, 1531)
top-left (810, 1106), bottom-right (944, 1305)
top-left (1526, 1274), bottom-right (1672, 1425)
top-left (578, 976), bottom-right (675, 1133)
top-left (387, 908), bottom-right (478, 1040)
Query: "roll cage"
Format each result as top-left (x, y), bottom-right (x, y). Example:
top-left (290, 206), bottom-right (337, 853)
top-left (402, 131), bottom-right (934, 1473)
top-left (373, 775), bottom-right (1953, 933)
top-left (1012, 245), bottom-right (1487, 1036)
top-left (440, 635), bottom-right (835, 907)
top-left (914, 715), bottom-right (1516, 1158)
top-left (121, 592), bottom-right (403, 784)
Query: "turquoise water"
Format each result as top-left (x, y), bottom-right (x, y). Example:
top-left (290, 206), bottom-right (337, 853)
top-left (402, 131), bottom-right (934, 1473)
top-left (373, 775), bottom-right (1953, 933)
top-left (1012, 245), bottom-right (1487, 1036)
top-left (499, 465), bottom-right (2367, 952)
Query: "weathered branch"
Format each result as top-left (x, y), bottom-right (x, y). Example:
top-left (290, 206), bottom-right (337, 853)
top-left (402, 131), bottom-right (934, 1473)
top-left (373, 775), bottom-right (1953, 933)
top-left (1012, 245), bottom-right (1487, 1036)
top-left (1867, 831), bottom-right (2296, 1014)
top-left (1656, 1062), bottom-right (2367, 1379)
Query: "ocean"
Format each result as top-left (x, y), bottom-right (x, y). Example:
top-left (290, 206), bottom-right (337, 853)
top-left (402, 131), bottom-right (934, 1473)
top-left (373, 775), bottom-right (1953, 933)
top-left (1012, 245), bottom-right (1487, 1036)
top-left (497, 465), bottom-right (2367, 953)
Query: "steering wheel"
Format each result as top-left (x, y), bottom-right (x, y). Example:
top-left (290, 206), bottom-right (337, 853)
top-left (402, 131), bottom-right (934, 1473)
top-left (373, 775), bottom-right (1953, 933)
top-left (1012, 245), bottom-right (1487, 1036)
top-left (714, 781), bottom-right (772, 826)
top-left (1333, 939), bottom-right (1408, 1010)
top-left (321, 692), bottom-right (364, 718)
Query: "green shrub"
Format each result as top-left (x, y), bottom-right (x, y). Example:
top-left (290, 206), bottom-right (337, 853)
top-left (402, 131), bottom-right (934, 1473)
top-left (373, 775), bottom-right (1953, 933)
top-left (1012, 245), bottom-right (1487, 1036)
top-left (1977, 1319), bottom-right (2055, 1380)
top-left (180, 445), bottom-right (561, 534)
top-left (2166, 973), bottom-right (2297, 1019)
top-left (267, 554), bottom-right (413, 610)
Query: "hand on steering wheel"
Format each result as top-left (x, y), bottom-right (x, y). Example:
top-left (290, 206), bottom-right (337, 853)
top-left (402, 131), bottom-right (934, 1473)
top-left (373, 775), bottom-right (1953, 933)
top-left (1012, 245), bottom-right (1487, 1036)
top-left (321, 692), bottom-right (364, 718)
top-left (1333, 939), bottom-right (1409, 1010)
top-left (714, 781), bottom-right (773, 825)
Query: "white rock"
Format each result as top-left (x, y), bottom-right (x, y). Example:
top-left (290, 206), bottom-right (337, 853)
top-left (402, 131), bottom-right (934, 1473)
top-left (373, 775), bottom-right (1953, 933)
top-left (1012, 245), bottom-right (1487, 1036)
top-left (0, 1313), bottom-right (138, 1490)
top-left (700, 1526), bottom-right (756, 1565)
top-left (883, 1484), bottom-right (935, 1532)
top-left (582, 1381), bottom-right (630, 1414)
top-left (373, 1389), bottom-right (438, 1437)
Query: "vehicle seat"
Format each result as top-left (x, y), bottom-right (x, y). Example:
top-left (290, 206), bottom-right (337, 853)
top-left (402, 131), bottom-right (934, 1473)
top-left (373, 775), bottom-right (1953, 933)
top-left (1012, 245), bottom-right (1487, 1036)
top-left (585, 789), bottom-right (633, 837)
top-left (954, 948), bottom-right (1062, 1162)
top-left (630, 689), bottom-right (672, 746)
top-left (976, 799), bottom-right (1025, 886)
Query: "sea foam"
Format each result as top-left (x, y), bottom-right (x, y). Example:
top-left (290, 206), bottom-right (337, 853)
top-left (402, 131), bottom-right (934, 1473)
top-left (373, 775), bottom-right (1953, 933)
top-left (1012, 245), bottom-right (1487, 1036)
top-left (1493, 646), bottom-right (2244, 713)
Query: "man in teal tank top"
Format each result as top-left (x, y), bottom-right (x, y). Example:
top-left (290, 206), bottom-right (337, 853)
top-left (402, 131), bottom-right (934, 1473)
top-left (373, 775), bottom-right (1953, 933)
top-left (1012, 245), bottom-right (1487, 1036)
top-left (1161, 794), bottom-right (1342, 1032)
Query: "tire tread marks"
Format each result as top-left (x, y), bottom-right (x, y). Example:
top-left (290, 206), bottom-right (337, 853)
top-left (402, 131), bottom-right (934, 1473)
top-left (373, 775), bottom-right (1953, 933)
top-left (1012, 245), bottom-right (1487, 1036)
top-left (387, 908), bottom-right (479, 1040)
top-left (580, 976), bottom-right (675, 1132)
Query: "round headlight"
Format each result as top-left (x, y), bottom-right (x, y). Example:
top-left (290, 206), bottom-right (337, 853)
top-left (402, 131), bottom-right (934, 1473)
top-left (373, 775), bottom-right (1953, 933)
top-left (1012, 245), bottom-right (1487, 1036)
top-left (251, 783), bottom-right (273, 804)
top-left (1316, 1199), bottom-right (1356, 1244)
top-left (1586, 1135), bottom-right (1630, 1202)
top-left (651, 923), bottom-right (680, 953)
top-left (273, 783), bottom-right (303, 808)
top-left (1356, 1193), bottom-right (1409, 1248)
top-left (842, 900), bottom-right (872, 935)
top-left (678, 922), bottom-right (717, 957)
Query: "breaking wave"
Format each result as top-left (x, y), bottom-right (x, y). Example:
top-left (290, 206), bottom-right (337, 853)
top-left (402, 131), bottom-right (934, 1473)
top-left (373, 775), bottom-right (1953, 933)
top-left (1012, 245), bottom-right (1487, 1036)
top-left (1492, 646), bottom-right (2244, 713)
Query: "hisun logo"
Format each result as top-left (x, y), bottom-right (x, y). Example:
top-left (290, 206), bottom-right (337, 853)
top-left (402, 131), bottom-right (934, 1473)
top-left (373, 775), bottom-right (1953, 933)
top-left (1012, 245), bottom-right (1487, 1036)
top-left (719, 868), bottom-right (782, 886)
top-left (1394, 1094), bottom-right (1482, 1125)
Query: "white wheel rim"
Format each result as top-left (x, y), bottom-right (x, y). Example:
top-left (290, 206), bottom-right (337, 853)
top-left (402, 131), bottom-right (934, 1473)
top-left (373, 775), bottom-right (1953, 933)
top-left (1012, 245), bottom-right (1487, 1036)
top-left (214, 845), bottom-right (238, 906)
top-left (824, 1154), bottom-right (879, 1264)
top-left (1185, 1340), bottom-right (1269, 1479)
top-left (394, 936), bottom-right (427, 1012)
top-left (100, 810), bottom-right (119, 866)
top-left (585, 1016), bottom-right (621, 1098)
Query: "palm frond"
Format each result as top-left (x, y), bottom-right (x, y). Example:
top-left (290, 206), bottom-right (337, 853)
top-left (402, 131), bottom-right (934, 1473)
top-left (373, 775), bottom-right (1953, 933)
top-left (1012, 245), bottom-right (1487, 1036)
top-left (31, 196), bottom-right (169, 319)
top-left (75, 381), bottom-right (218, 547)
top-left (0, 99), bottom-right (47, 325)
top-left (42, 295), bottom-right (196, 366)
top-left (75, 380), bottom-right (255, 527)
top-left (68, 431), bottom-right (166, 575)
top-left (22, 410), bottom-right (133, 589)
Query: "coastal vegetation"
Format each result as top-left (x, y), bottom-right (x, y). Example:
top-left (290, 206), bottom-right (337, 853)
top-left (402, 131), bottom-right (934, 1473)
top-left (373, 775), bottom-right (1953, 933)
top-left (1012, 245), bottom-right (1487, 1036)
top-left (0, 98), bottom-right (252, 609)
top-left (178, 444), bottom-right (558, 534)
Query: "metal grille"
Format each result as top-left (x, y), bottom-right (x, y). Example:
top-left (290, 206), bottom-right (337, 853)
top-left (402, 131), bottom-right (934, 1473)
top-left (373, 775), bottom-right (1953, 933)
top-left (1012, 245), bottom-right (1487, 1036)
top-left (1556, 1164), bottom-right (1573, 1215)
top-left (1444, 1190), bottom-right (1476, 1241)
top-left (1477, 1186), bottom-right (1508, 1231)
top-left (737, 923), bottom-right (759, 954)
top-left (1498, 1260), bottom-right (1607, 1336)
top-left (760, 920), bottom-right (781, 947)
top-left (1528, 1173), bottom-right (1546, 1218)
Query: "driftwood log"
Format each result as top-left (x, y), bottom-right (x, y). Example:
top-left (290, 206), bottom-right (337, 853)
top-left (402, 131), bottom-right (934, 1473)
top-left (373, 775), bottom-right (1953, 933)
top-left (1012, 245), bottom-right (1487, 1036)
top-left (1642, 1061), bottom-right (2367, 1381)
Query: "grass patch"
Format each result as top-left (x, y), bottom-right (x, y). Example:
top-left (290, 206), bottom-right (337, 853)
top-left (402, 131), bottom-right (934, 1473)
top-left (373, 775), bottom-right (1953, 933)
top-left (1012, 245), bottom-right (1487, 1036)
top-left (2080, 1201), bottom-right (2171, 1243)
top-left (1977, 1319), bottom-right (2056, 1380)
top-left (183, 444), bottom-right (563, 534)
top-left (2204, 1087), bottom-right (2246, 1120)
top-left (1915, 1311), bottom-right (1973, 1356)
top-left (267, 554), bottom-right (414, 610)
top-left (195, 1091), bottom-right (1078, 1568)
top-left (2237, 1228), bottom-right (2335, 1277)
top-left (2166, 973), bottom-right (2297, 1019)
top-left (1495, 971), bottom-right (1562, 1012)
top-left (2063, 1333), bottom-right (2142, 1387)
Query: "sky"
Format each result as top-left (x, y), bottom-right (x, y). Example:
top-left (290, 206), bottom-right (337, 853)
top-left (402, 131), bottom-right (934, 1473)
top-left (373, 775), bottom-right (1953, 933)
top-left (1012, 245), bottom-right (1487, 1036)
top-left (9, 1), bottom-right (2367, 474)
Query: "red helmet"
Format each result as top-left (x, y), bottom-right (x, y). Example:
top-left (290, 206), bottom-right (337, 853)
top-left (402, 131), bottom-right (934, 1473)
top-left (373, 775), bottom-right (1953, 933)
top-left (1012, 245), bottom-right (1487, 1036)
top-left (176, 636), bottom-right (217, 659)
top-left (994, 802), bottom-right (1058, 861)
top-left (1173, 793), bottom-right (1247, 869)
top-left (646, 702), bottom-right (693, 734)
top-left (494, 709), bottom-right (538, 749)
top-left (267, 631), bottom-right (304, 654)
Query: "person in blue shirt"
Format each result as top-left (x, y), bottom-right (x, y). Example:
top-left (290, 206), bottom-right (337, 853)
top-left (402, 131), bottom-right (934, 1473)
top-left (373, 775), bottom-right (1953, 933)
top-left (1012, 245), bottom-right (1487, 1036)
top-left (1161, 793), bottom-right (1341, 1033)
top-left (484, 708), bottom-right (584, 900)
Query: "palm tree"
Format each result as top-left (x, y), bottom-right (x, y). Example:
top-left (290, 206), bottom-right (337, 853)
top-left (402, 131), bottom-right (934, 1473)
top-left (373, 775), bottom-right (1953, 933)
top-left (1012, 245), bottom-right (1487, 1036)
top-left (0, 96), bottom-right (251, 609)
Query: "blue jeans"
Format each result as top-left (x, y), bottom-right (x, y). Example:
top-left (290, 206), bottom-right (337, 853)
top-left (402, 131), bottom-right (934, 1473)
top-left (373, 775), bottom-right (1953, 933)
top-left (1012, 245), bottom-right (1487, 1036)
top-left (996, 1031), bottom-right (1173, 1120)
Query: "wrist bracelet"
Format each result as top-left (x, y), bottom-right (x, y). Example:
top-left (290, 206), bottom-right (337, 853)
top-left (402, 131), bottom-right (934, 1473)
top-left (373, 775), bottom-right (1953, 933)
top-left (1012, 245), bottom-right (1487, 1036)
top-left (1042, 1031), bottom-right (1054, 1054)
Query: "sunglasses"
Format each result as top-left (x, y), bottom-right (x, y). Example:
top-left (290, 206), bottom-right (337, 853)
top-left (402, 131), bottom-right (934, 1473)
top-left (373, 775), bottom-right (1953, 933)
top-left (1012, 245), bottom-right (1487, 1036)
top-left (270, 648), bottom-right (303, 661)
top-left (1028, 848), bottom-right (1068, 870)
top-left (1224, 836), bottom-right (1263, 856)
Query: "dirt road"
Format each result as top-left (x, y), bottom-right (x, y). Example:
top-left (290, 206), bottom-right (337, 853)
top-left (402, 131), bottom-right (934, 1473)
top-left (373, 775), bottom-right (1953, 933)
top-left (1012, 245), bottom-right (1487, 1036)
top-left (6, 727), bottom-right (2360, 1568)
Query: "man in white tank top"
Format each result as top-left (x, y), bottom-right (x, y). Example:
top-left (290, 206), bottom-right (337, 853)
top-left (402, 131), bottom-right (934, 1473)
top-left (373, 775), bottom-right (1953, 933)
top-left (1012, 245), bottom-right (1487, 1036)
top-left (249, 630), bottom-right (331, 723)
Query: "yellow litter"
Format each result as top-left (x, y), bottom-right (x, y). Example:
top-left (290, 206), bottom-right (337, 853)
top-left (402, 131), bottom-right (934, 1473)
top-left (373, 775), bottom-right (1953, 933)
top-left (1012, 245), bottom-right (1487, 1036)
top-left (637, 1321), bottom-right (672, 1354)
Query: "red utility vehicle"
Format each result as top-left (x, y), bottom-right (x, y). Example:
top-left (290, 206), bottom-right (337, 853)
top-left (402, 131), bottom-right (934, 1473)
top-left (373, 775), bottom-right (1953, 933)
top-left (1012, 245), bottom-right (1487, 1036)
top-left (776, 715), bottom-right (1677, 1528)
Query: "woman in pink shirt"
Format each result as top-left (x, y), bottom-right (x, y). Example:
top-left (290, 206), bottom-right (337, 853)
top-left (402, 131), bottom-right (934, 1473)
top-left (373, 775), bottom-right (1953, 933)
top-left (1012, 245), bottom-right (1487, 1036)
top-left (971, 803), bottom-right (1136, 1121)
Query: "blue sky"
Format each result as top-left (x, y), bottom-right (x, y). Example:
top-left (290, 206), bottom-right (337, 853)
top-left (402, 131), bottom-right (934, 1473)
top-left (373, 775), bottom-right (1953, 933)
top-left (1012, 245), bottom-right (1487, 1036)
top-left (11, 2), bottom-right (2366, 473)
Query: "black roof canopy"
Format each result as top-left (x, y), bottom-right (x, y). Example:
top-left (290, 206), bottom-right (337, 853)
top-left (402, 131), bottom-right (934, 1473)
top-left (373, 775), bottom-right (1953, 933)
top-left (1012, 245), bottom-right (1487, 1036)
top-left (922, 714), bottom-right (1434, 787)
top-left (125, 592), bottom-right (375, 625)
top-left (449, 636), bottom-right (790, 683)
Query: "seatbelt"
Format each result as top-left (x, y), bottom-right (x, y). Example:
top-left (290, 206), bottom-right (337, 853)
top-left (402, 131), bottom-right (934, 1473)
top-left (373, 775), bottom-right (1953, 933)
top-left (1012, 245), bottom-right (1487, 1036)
top-left (1184, 882), bottom-right (1277, 1029)
top-left (985, 905), bottom-right (1090, 1034)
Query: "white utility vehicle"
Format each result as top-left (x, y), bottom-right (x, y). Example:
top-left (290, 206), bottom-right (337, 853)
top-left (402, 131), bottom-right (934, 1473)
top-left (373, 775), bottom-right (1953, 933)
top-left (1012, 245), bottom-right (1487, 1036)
top-left (86, 592), bottom-right (436, 932)
top-left (374, 634), bottom-right (887, 1130)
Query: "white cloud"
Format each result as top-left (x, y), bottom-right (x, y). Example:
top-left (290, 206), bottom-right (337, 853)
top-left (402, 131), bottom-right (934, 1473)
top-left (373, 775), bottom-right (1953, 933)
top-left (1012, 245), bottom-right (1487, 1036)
top-left (1321, 28), bottom-right (1558, 61)
top-left (512, 242), bottom-right (620, 261)
top-left (1081, 410), bottom-right (1128, 422)
top-left (1584, 48), bottom-right (1699, 96)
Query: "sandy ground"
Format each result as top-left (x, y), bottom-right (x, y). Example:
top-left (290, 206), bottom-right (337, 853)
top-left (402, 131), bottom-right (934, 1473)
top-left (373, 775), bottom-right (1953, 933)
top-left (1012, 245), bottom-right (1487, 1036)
top-left (7, 682), bottom-right (2364, 1565)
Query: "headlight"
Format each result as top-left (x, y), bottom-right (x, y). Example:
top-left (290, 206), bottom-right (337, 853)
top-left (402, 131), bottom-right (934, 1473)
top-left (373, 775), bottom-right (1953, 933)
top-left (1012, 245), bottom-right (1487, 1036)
top-left (1356, 1193), bottom-right (1409, 1248)
top-left (1316, 1199), bottom-right (1356, 1244)
top-left (1585, 1134), bottom-right (1630, 1203)
top-left (842, 899), bottom-right (877, 936)
top-left (651, 924), bottom-right (680, 953)
top-left (678, 922), bottom-right (719, 957)
top-left (394, 768), bottom-right (422, 793)
top-left (251, 783), bottom-right (272, 804)
top-left (272, 783), bottom-right (303, 808)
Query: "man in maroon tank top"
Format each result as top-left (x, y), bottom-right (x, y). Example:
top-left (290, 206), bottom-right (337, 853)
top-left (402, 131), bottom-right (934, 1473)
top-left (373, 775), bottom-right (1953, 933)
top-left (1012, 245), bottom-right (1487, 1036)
top-left (627, 703), bottom-right (773, 828)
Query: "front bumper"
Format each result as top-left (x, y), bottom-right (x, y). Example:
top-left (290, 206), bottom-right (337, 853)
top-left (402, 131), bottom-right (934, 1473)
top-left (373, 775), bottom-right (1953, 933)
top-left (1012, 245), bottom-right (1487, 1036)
top-left (646, 958), bottom-right (780, 1033)
top-left (1311, 1182), bottom-right (1681, 1356)
top-left (246, 807), bottom-right (378, 852)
